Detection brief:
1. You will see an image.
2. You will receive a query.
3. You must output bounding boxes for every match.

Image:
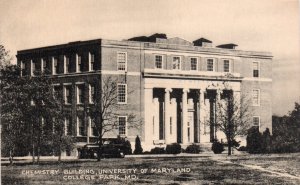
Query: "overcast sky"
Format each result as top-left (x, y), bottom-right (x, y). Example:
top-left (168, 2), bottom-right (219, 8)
top-left (0, 0), bottom-right (299, 116)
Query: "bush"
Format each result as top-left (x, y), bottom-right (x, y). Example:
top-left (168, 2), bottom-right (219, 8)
top-left (166, 143), bottom-right (181, 154)
top-left (133, 135), bottom-right (143, 154)
top-left (212, 141), bottom-right (224, 154)
top-left (150, 147), bottom-right (165, 154)
top-left (185, 144), bottom-right (202, 153)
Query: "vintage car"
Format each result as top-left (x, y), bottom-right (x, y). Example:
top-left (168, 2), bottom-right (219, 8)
top-left (79, 140), bottom-right (125, 159)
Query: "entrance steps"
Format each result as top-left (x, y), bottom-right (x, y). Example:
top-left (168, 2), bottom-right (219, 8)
top-left (180, 142), bottom-right (212, 152)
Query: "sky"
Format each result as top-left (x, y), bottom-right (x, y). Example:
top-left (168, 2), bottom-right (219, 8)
top-left (0, 0), bottom-right (299, 116)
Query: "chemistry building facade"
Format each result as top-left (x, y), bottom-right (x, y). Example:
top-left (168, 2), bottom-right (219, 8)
top-left (17, 34), bottom-right (272, 153)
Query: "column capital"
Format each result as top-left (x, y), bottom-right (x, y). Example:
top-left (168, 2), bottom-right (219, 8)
top-left (165, 88), bottom-right (173, 93)
top-left (183, 88), bottom-right (190, 93)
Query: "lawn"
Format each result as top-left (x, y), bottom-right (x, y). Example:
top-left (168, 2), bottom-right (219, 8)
top-left (1, 155), bottom-right (299, 185)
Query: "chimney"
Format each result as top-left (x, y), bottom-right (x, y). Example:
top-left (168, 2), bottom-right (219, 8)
top-left (193, 38), bottom-right (212, 47)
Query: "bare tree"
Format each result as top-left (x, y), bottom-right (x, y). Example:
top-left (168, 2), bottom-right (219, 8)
top-left (90, 76), bottom-right (139, 161)
top-left (215, 91), bottom-right (252, 155)
top-left (207, 74), bottom-right (252, 155)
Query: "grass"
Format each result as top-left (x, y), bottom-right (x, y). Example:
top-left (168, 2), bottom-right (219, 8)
top-left (1, 155), bottom-right (300, 185)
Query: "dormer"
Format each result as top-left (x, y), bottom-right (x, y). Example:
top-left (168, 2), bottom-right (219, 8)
top-left (193, 38), bottom-right (212, 47)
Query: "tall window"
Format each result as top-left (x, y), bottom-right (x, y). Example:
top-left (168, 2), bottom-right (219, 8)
top-left (20, 61), bottom-right (25, 76)
top-left (64, 56), bottom-right (70, 74)
top-left (253, 62), bottom-right (259, 77)
top-left (41, 58), bottom-right (46, 73)
top-left (207, 59), bottom-right (214, 71)
top-left (89, 84), bottom-right (95, 103)
top-left (190, 58), bottom-right (197, 71)
top-left (117, 84), bottom-right (127, 104)
top-left (172, 56), bottom-right (181, 70)
top-left (77, 117), bottom-right (85, 136)
top-left (155, 55), bottom-right (163, 69)
top-left (64, 86), bottom-right (72, 104)
top-left (76, 54), bottom-right (82, 72)
top-left (252, 89), bottom-right (260, 106)
top-left (117, 52), bottom-right (127, 71)
top-left (170, 117), bottom-right (172, 135)
top-left (31, 60), bottom-right (36, 76)
top-left (224, 60), bottom-right (230, 72)
top-left (118, 116), bottom-right (126, 135)
top-left (65, 117), bottom-right (72, 135)
top-left (77, 85), bottom-right (84, 104)
top-left (90, 118), bottom-right (98, 136)
top-left (253, 116), bottom-right (260, 127)
top-left (53, 85), bottom-right (60, 99)
top-left (89, 53), bottom-right (95, 71)
top-left (52, 57), bottom-right (58, 74)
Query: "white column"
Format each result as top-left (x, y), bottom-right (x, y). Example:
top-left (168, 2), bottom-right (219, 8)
top-left (144, 88), bottom-right (153, 146)
top-left (164, 88), bottom-right (172, 144)
top-left (153, 98), bottom-right (160, 141)
top-left (182, 88), bottom-right (189, 144)
top-left (215, 89), bottom-right (222, 140)
top-left (199, 89), bottom-right (207, 143)
top-left (170, 98), bottom-right (177, 143)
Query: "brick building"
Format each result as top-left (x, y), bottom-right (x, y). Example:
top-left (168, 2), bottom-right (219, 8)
top-left (17, 34), bottom-right (272, 155)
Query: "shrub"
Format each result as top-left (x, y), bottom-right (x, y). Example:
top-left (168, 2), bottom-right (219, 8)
top-left (133, 135), bottom-right (143, 154)
top-left (185, 144), bottom-right (201, 153)
top-left (212, 141), bottom-right (224, 154)
top-left (246, 127), bottom-right (263, 154)
top-left (166, 143), bottom-right (181, 154)
top-left (150, 147), bottom-right (165, 154)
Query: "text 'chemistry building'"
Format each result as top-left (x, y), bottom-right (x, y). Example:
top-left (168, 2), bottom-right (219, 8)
top-left (17, 33), bottom-right (272, 155)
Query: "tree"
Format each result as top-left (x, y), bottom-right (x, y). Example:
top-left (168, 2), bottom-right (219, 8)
top-left (0, 45), bottom-right (12, 70)
top-left (272, 102), bottom-right (300, 153)
top-left (90, 76), bottom-right (138, 161)
top-left (214, 91), bottom-right (252, 155)
top-left (134, 135), bottom-right (143, 154)
top-left (1, 54), bottom-right (73, 163)
top-left (208, 74), bottom-right (252, 155)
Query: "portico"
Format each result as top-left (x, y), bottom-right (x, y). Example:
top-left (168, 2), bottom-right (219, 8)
top-left (143, 77), bottom-right (241, 149)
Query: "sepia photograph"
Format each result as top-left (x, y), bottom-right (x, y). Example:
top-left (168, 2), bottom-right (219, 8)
top-left (0, 0), bottom-right (300, 184)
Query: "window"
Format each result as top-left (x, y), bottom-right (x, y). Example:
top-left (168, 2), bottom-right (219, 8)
top-left (155, 55), bottom-right (163, 69)
top-left (64, 56), bottom-right (70, 74)
top-left (253, 116), bottom-right (260, 127)
top-left (65, 117), bottom-right (71, 135)
top-left (53, 85), bottom-right (60, 99)
top-left (64, 86), bottom-right (72, 104)
top-left (117, 52), bottom-right (127, 71)
top-left (89, 53), bottom-right (95, 71)
top-left (224, 60), bottom-right (230, 72)
top-left (76, 54), bottom-right (82, 72)
top-left (190, 58), bottom-right (198, 71)
top-left (207, 59), bottom-right (214, 71)
top-left (117, 84), bottom-right (127, 104)
top-left (20, 61), bottom-right (25, 76)
top-left (253, 62), bottom-right (259, 77)
top-left (252, 89), bottom-right (260, 106)
top-left (170, 117), bottom-right (172, 135)
top-left (77, 85), bottom-right (84, 104)
top-left (52, 57), bottom-right (58, 74)
top-left (41, 58), bottom-right (46, 73)
top-left (172, 56), bottom-right (181, 70)
top-left (77, 117), bottom-right (85, 136)
top-left (90, 118), bottom-right (98, 136)
top-left (89, 84), bottom-right (95, 103)
top-left (31, 60), bottom-right (36, 76)
top-left (118, 116), bottom-right (126, 135)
